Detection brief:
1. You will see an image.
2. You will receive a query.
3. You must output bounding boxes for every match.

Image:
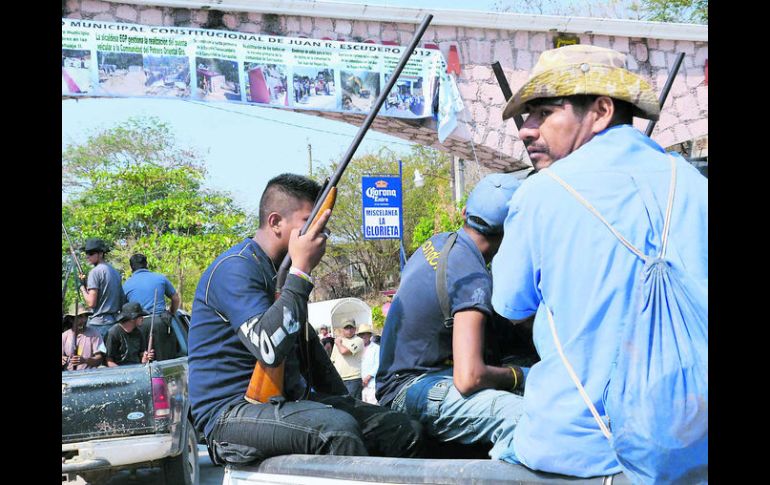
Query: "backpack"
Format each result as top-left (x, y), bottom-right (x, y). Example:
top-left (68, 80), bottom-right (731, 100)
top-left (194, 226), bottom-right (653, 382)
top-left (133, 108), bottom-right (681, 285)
top-left (542, 156), bottom-right (708, 484)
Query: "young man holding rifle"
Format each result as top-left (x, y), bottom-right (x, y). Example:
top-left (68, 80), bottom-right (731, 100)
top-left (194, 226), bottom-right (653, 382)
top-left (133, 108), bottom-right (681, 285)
top-left (79, 238), bottom-right (126, 341)
top-left (188, 174), bottom-right (422, 466)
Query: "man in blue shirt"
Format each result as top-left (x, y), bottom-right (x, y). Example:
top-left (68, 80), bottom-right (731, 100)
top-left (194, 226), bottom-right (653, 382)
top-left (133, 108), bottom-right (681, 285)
top-left (189, 173), bottom-right (422, 466)
top-left (377, 173), bottom-right (535, 462)
top-left (491, 45), bottom-right (708, 478)
top-left (123, 253), bottom-right (181, 361)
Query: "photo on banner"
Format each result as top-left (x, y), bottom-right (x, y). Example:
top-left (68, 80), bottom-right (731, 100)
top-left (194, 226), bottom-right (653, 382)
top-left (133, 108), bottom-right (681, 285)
top-left (61, 18), bottom-right (464, 124)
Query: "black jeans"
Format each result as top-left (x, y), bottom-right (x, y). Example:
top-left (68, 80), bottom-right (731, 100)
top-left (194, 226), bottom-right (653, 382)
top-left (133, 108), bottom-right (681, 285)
top-left (139, 312), bottom-right (178, 361)
top-left (208, 393), bottom-right (423, 466)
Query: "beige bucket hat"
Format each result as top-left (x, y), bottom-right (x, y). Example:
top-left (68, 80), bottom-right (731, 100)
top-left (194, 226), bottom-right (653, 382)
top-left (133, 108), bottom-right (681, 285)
top-left (356, 323), bottom-right (374, 335)
top-left (502, 44), bottom-right (660, 121)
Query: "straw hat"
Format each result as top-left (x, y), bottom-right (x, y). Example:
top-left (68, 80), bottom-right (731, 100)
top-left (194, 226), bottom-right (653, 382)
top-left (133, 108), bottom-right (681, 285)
top-left (502, 44), bottom-right (660, 121)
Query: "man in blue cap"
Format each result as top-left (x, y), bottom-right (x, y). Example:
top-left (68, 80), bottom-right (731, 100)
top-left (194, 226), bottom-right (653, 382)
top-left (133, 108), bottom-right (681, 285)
top-left (377, 173), bottom-right (532, 460)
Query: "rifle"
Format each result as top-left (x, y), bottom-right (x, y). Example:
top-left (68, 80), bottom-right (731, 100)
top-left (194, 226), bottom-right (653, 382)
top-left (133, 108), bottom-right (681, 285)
top-left (645, 52), bottom-right (685, 137)
top-left (65, 278), bottom-right (82, 371)
top-left (62, 259), bottom-right (73, 311)
top-left (147, 289), bottom-right (158, 363)
top-left (62, 223), bottom-right (86, 288)
top-left (244, 13), bottom-right (435, 404)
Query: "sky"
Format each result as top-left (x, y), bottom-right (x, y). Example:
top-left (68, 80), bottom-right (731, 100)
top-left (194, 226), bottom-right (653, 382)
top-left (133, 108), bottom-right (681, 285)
top-left (60, 0), bottom-right (586, 214)
top-left (62, 98), bottom-right (416, 215)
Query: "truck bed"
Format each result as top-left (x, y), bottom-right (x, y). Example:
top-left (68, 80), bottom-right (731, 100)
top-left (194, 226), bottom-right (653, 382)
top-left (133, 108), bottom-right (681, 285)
top-left (224, 455), bottom-right (631, 484)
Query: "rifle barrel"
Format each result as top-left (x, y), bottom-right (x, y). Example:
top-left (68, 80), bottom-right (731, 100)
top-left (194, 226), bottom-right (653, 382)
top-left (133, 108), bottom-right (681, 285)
top-left (61, 223), bottom-right (84, 276)
top-left (645, 52), bottom-right (685, 137)
top-left (275, 14), bottom-right (434, 288)
top-left (491, 61), bottom-right (526, 130)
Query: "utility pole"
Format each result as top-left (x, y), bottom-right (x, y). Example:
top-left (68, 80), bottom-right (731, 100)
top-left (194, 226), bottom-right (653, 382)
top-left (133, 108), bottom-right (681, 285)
top-left (307, 141), bottom-right (313, 177)
top-left (452, 156), bottom-right (465, 202)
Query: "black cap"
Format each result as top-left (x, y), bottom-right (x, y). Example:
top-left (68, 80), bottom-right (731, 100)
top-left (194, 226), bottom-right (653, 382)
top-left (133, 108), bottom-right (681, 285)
top-left (81, 238), bottom-right (110, 253)
top-left (116, 302), bottom-right (150, 322)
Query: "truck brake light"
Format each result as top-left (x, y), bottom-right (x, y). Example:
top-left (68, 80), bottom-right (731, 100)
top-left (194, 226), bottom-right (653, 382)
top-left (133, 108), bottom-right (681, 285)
top-left (151, 377), bottom-right (171, 418)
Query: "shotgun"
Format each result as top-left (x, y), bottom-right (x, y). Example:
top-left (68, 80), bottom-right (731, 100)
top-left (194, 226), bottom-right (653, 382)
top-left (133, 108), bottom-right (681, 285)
top-left (645, 52), bottom-right (685, 137)
top-left (62, 223), bottom-right (86, 288)
top-left (244, 13), bottom-right (435, 404)
top-left (147, 289), bottom-right (158, 363)
top-left (62, 259), bottom-right (73, 311)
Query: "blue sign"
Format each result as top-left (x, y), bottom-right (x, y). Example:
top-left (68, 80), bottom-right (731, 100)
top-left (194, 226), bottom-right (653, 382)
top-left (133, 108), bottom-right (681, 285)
top-left (362, 176), bottom-right (403, 240)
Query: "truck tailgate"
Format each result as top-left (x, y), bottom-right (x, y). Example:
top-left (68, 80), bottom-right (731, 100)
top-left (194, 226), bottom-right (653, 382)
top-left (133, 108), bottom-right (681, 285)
top-left (62, 364), bottom-right (154, 443)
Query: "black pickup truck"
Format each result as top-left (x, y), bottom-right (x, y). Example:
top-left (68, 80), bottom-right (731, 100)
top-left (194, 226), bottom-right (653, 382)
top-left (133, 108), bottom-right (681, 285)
top-left (61, 311), bottom-right (198, 485)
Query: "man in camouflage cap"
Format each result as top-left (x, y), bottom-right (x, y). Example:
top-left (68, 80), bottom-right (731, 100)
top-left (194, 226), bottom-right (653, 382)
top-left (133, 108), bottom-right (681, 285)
top-left (491, 45), bottom-right (708, 478)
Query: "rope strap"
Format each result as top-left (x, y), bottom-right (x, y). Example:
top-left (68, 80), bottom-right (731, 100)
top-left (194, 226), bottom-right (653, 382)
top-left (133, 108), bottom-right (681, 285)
top-left (541, 155), bottom-right (678, 262)
top-left (546, 305), bottom-right (612, 440)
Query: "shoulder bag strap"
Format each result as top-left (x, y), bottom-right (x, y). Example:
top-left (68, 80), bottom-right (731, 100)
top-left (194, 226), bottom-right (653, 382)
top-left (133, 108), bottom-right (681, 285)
top-left (436, 232), bottom-right (459, 328)
top-left (541, 155), bottom-right (677, 261)
top-left (540, 155), bottom-right (678, 441)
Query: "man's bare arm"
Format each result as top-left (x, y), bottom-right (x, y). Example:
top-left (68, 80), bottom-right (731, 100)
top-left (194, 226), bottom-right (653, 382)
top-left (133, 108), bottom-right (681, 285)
top-left (452, 310), bottom-right (522, 397)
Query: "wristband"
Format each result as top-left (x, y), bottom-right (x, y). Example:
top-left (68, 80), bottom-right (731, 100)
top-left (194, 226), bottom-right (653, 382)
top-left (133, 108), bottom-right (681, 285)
top-left (289, 266), bottom-right (314, 285)
top-left (509, 366), bottom-right (519, 391)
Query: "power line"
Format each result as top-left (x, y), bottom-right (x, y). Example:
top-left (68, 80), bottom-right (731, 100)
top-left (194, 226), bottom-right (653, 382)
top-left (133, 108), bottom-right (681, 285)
top-left (182, 100), bottom-right (418, 148)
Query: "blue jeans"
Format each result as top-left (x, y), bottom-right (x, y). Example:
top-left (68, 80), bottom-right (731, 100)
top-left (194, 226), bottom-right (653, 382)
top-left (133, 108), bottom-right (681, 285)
top-left (88, 323), bottom-right (114, 342)
top-left (393, 370), bottom-right (524, 463)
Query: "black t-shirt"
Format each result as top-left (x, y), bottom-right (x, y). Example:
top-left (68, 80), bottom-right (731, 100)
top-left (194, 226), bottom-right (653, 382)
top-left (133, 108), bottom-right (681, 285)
top-left (106, 324), bottom-right (146, 365)
top-left (376, 230), bottom-right (495, 407)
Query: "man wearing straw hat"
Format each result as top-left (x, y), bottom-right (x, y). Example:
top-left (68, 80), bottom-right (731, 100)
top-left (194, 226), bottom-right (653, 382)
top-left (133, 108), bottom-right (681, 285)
top-left (61, 304), bottom-right (106, 371)
top-left (491, 45), bottom-right (708, 478)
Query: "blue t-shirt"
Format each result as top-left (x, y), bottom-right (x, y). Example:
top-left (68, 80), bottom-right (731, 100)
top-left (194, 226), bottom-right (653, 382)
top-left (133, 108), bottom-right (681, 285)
top-left (376, 229), bottom-right (494, 407)
top-left (188, 238), bottom-right (312, 439)
top-left (123, 269), bottom-right (176, 314)
top-left (491, 125), bottom-right (708, 477)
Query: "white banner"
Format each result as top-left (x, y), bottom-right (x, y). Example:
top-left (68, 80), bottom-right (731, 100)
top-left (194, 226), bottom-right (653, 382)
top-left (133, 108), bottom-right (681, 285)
top-left (62, 18), bottom-right (464, 123)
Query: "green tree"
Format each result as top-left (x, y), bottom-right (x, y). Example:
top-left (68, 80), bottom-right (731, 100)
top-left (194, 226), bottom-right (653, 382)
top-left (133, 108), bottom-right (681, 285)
top-left (639, 0), bottom-right (707, 23)
top-left (490, 0), bottom-right (707, 24)
top-left (62, 117), bottom-right (249, 310)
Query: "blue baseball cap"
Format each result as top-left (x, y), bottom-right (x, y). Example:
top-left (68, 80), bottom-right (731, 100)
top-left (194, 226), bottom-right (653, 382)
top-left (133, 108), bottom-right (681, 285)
top-left (464, 173), bottom-right (521, 235)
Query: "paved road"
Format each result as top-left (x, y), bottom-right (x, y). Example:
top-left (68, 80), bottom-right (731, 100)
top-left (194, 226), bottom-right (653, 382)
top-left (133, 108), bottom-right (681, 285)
top-left (70, 445), bottom-right (224, 485)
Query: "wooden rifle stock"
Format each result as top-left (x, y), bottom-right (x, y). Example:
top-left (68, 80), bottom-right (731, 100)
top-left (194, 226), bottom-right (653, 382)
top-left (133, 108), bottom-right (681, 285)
top-left (244, 188), bottom-right (337, 404)
top-left (244, 14), bottom-right (433, 404)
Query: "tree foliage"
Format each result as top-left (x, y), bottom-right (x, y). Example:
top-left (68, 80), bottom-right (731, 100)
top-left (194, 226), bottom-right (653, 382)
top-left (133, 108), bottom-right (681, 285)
top-left (62, 117), bottom-right (249, 310)
top-left (639, 0), bottom-right (707, 23)
top-left (313, 145), bottom-right (461, 299)
top-left (490, 0), bottom-right (707, 24)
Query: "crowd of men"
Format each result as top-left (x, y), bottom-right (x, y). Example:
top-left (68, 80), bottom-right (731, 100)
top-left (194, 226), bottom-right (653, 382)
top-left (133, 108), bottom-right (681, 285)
top-left (66, 44), bottom-right (708, 481)
top-left (62, 243), bottom-right (181, 370)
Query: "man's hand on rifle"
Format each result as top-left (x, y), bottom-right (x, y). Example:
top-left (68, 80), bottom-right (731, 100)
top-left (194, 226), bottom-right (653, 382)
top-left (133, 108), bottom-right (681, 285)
top-left (69, 355), bottom-right (84, 367)
top-left (62, 355), bottom-right (69, 368)
top-left (78, 273), bottom-right (87, 289)
top-left (142, 349), bottom-right (155, 364)
top-left (288, 208), bottom-right (332, 275)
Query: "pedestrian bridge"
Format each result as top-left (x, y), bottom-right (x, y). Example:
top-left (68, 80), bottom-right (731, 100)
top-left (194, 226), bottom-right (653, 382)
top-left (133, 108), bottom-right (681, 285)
top-left (65, 0), bottom-right (708, 174)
